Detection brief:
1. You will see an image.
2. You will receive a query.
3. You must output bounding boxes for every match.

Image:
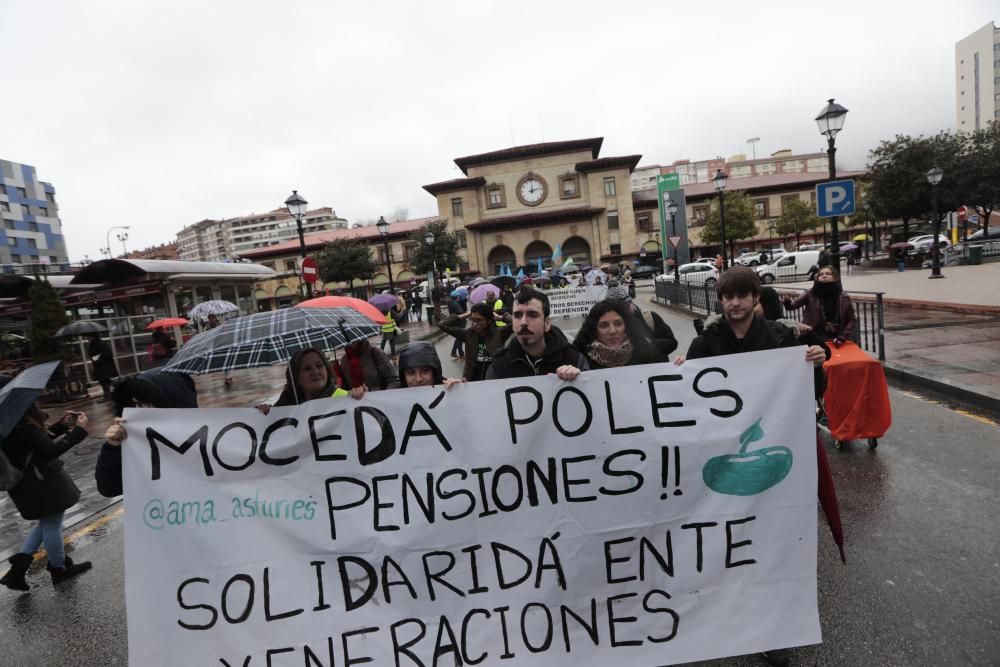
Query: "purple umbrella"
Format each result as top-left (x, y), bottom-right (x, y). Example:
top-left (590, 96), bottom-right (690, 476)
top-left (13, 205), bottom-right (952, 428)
top-left (368, 293), bottom-right (399, 313)
top-left (840, 243), bottom-right (859, 251)
top-left (469, 283), bottom-right (500, 304)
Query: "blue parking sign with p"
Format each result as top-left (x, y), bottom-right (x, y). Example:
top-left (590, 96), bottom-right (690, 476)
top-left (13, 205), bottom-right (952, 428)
top-left (815, 180), bottom-right (855, 217)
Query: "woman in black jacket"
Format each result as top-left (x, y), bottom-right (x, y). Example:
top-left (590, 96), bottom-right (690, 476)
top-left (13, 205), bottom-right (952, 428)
top-left (573, 300), bottom-right (666, 369)
top-left (96, 369), bottom-right (198, 498)
top-left (1, 401), bottom-right (91, 591)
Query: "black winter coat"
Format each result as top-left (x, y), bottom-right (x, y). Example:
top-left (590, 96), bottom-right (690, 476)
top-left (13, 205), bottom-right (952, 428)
top-left (95, 368), bottom-right (198, 498)
top-left (89, 337), bottom-right (118, 381)
top-left (4, 421), bottom-right (88, 520)
top-left (686, 315), bottom-right (829, 398)
top-left (486, 326), bottom-right (589, 379)
top-left (632, 308), bottom-right (678, 356)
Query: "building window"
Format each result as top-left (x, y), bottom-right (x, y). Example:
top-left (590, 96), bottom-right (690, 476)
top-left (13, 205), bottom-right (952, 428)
top-left (637, 215), bottom-right (651, 232)
top-left (39, 206), bottom-right (47, 217)
top-left (404, 244), bottom-right (417, 261)
top-left (46, 192), bottom-right (55, 203)
top-left (4, 220), bottom-right (12, 229)
top-left (693, 206), bottom-right (709, 225)
top-left (284, 259), bottom-right (297, 271)
top-left (0, 184), bottom-right (5, 194)
top-left (26, 238), bottom-right (37, 249)
top-left (456, 230), bottom-right (467, 248)
top-left (753, 199), bottom-right (769, 219)
top-left (609, 243), bottom-right (622, 255)
top-left (16, 187), bottom-right (26, 198)
top-left (0, 202), bottom-right (8, 213)
top-left (781, 195), bottom-right (800, 213)
top-left (27, 221), bottom-right (38, 232)
top-left (451, 198), bottom-right (463, 217)
top-left (559, 174), bottom-right (580, 199)
top-left (11, 254), bottom-right (20, 264)
top-left (810, 191), bottom-right (817, 205)
top-left (20, 205), bottom-right (29, 216)
top-left (486, 184), bottom-right (506, 209)
top-left (603, 177), bottom-right (617, 197)
top-left (49, 256), bottom-right (58, 265)
top-left (378, 247), bottom-right (390, 264)
top-left (262, 261), bottom-right (275, 270)
top-left (607, 212), bottom-right (619, 230)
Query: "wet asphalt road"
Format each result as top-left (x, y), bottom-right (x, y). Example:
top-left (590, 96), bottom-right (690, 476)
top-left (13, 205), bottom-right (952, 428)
top-left (1, 297), bottom-right (998, 665)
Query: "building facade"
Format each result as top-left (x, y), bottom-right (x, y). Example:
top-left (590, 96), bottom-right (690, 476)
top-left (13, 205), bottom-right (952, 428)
top-left (0, 159), bottom-right (70, 273)
top-left (955, 21), bottom-right (1000, 131)
top-left (238, 217), bottom-right (437, 308)
top-left (125, 242), bottom-right (180, 261)
top-left (423, 138), bottom-right (643, 274)
top-left (176, 207), bottom-right (347, 263)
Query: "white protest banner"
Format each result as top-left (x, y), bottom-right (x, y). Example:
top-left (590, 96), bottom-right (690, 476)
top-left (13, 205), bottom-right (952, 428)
top-left (124, 347), bottom-right (820, 666)
top-left (542, 285), bottom-right (608, 319)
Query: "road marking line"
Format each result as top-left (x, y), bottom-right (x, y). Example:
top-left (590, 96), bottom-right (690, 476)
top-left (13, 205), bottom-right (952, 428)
top-left (951, 409), bottom-right (999, 427)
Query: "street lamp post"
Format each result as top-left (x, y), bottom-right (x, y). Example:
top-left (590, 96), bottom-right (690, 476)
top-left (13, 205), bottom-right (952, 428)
top-left (767, 222), bottom-right (775, 252)
top-left (376, 216), bottom-right (395, 293)
top-left (713, 169), bottom-right (729, 268)
top-left (284, 189), bottom-right (312, 298)
top-left (117, 231), bottom-right (129, 257)
top-left (666, 198), bottom-right (680, 282)
top-left (927, 165), bottom-right (945, 279)
top-left (815, 98), bottom-right (849, 271)
top-left (425, 231), bottom-right (439, 281)
top-left (105, 226), bottom-right (130, 259)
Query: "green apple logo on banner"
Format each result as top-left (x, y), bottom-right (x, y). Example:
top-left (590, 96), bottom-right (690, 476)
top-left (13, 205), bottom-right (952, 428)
top-left (702, 418), bottom-right (793, 496)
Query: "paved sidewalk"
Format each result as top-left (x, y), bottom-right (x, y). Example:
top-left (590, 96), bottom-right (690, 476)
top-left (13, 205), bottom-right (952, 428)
top-left (788, 260), bottom-right (1000, 313)
top-left (773, 262), bottom-right (1000, 411)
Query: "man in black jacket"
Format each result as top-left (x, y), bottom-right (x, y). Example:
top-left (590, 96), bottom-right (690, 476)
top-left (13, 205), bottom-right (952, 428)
top-left (680, 267), bottom-right (826, 365)
top-left (486, 287), bottom-right (588, 380)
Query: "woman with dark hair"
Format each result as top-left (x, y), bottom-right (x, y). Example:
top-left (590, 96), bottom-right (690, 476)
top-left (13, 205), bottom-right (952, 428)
top-left (97, 368), bottom-right (198, 498)
top-left (573, 300), bottom-right (666, 369)
top-left (782, 265), bottom-right (856, 344)
top-left (255, 348), bottom-right (357, 416)
top-left (1, 394), bottom-right (91, 591)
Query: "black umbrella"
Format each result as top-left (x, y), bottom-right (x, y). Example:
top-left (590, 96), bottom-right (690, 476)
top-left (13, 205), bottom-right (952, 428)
top-left (0, 361), bottom-right (61, 442)
top-left (490, 275), bottom-right (516, 290)
top-left (55, 321), bottom-right (108, 338)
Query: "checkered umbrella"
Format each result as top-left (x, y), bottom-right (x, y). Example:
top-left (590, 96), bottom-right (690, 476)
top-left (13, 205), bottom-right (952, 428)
top-left (160, 307), bottom-right (379, 375)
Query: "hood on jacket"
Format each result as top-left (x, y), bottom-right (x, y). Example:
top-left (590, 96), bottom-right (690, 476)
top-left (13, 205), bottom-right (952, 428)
top-left (112, 368), bottom-right (198, 416)
top-left (397, 341), bottom-right (443, 386)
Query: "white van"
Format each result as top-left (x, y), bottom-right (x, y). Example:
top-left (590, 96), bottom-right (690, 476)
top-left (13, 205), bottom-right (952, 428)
top-left (755, 250), bottom-right (820, 284)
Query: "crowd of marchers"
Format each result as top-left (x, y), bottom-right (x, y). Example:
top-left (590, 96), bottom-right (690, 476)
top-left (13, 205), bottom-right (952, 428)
top-left (1, 266), bottom-right (856, 633)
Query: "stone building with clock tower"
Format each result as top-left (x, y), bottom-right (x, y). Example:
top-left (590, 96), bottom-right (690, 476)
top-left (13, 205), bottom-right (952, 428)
top-left (422, 138), bottom-right (643, 275)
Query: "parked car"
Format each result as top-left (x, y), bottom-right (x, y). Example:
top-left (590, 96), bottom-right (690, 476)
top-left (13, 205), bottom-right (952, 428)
top-left (629, 265), bottom-right (659, 280)
top-left (967, 227), bottom-right (1000, 242)
top-left (908, 234), bottom-right (950, 254)
top-left (656, 263), bottom-right (719, 287)
top-left (692, 257), bottom-right (718, 266)
top-left (735, 247), bottom-right (787, 267)
top-left (797, 243), bottom-right (824, 252)
top-left (755, 250), bottom-right (821, 284)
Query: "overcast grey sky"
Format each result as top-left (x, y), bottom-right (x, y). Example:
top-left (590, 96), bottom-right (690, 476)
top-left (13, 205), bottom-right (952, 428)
top-left (2, 1), bottom-right (995, 262)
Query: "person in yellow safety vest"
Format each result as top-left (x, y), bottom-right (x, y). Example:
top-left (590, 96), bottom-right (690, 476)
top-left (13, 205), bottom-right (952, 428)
top-left (380, 307), bottom-right (401, 356)
top-left (486, 292), bottom-right (507, 327)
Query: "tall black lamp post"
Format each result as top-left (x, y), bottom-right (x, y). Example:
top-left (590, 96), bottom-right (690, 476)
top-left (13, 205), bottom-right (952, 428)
top-left (926, 165), bottom-right (945, 279)
top-left (424, 231), bottom-right (439, 281)
top-left (376, 216), bottom-right (395, 292)
top-left (284, 189), bottom-right (313, 298)
top-left (713, 169), bottom-right (729, 267)
top-left (815, 98), bottom-right (849, 270)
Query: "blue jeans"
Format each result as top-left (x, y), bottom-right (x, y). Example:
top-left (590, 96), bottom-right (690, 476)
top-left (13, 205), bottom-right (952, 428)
top-left (21, 511), bottom-right (65, 567)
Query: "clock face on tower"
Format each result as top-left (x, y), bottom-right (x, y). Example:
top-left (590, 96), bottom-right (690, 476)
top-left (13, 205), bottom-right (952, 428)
top-left (516, 174), bottom-right (547, 206)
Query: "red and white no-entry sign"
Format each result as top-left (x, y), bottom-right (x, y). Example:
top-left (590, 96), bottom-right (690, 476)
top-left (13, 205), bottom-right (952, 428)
top-left (301, 257), bottom-right (318, 284)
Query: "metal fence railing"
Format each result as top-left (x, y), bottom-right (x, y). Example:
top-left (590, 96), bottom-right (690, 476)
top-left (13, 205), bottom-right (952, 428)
top-left (653, 280), bottom-right (886, 361)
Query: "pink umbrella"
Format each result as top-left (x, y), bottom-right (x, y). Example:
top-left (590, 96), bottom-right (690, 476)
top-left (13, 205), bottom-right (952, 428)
top-left (469, 283), bottom-right (500, 304)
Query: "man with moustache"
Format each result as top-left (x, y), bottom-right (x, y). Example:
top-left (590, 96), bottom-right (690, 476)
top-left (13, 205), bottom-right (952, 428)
top-left (485, 287), bottom-right (587, 380)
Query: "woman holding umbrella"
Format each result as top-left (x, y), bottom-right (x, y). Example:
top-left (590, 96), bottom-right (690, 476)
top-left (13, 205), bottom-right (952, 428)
top-left (1, 377), bottom-right (92, 591)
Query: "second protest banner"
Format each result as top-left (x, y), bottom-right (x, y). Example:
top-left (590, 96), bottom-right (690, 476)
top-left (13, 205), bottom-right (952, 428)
top-left (124, 347), bottom-right (821, 665)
